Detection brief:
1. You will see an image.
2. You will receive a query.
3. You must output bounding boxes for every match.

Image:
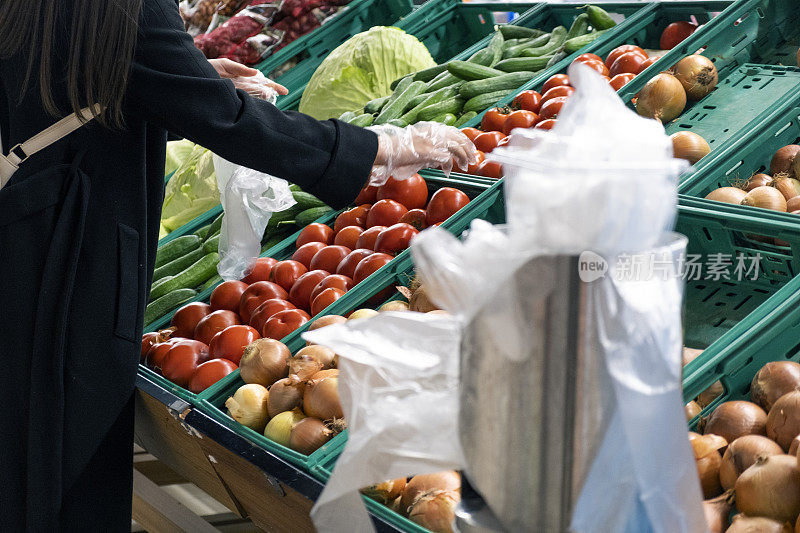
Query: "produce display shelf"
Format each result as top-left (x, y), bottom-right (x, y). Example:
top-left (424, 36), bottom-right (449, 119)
top-left (157, 205), bottom-right (223, 247)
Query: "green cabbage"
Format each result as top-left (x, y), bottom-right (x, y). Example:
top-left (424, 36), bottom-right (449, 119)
top-left (299, 26), bottom-right (435, 120)
top-left (160, 144), bottom-right (220, 233)
top-left (164, 139), bottom-right (195, 177)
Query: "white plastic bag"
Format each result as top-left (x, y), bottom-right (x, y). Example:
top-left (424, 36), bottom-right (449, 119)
top-left (213, 156), bottom-right (296, 280)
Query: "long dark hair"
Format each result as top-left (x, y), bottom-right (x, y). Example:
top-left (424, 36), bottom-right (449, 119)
top-left (0, 0), bottom-right (143, 127)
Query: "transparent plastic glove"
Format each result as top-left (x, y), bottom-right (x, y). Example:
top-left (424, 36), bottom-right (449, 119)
top-left (230, 70), bottom-right (283, 103)
top-left (366, 122), bottom-right (478, 186)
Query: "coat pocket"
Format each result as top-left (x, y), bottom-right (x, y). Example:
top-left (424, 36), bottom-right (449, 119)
top-left (114, 223), bottom-right (142, 342)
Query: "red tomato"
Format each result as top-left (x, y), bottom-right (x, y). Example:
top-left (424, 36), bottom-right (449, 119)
top-left (466, 151), bottom-right (486, 175)
top-left (162, 339), bottom-right (211, 388)
top-left (311, 288), bottom-right (347, 316)
top-left (194, 310), bottom-right (241, 346)
top-left (580, 58), bottom-right (610, 77)
top-left (610, 52), bottom-right (647, 77)
top-left (336, 249), bottom-right (373, 279)
top-left (377, 174), bottom-right (428, 210)
top-left (398, 209), bottom-right (428, 231)
top-left (270, 260), bottom-right (308, 292)
top-left (481, 108), bottom-right (510, 133)
top-left (375, 223), bottom-right (419, 255)
top-left (262, 309), bottom-right (311, 340)
top-left (573, 53), bottom-right (603, 64)
top-left (541, 85), bottom-right (575, 105)
top-left (353, 253), bottom-right (394, 284)
top-left (604, 45), bottom-right (648, 68)
top-left (609, 73), bottom-right (637, 91)
top-left (241, 257), bottom-right (278, 284)
top-left (291, 242), bottom-right (327, 268)
top-left (209, 324), bottom-right (259, 364)
top-left (477, 160), bottom-right (503, 179)
top-left (188, 359), bottom-right (238, 393)
top-left (141, 332), bottom-right (162, 362)
top-left (210, 280), bottom-right (248, 312)
top-left (542, 74), bottom-right (570, 94)
top-left (512, 90), bottom-right (543, 113)
top-left (288, 270), bottom-right (330, 311)
top-left (502, 110), bottom-right (538, 135)
top-left (171, 302), bottom-right (212, 339)
top-left (310, 245), bottom-right (352, 273)
top-left (249, 299), bottom-right (296, 334)
top-left (640, 56), bottom-right (658, 70)
top-left (534, 119), bottom-right (557, 130)
top-left (425, 187), bottom-right (470, 226)
top-left (355, 226), bottom-right (385, 251)
top-left (333, 204), bottom-right (370, 233)
top-left (239, 281), bottom-right (289, 323)
top-left (461, 127), bottom-right (482, 141)
top-left (333, 226), bottom-right (363, 249)
top-left (538, 96), bottom-right (568, 121)
top-left (660, 21), bottom-right (697, 50)
top-left (354, 184), bottom-right (378, 205)
top-left (473, 131), bottom-right (506, 153)
top-left (295, 223), bottom-right (334, 247)
top-left (365, 199), bottom-right (408, 228)
top-left (311, 274), bottom-right (353, 303)
top-left (146, 338), bottom-right (179, 371)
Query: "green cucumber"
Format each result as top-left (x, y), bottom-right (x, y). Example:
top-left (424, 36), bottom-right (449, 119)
top-left (455, 111), bottom-right (478, 127)
top-left (261, 232), bottom-right (289, 255)
top-left (266, 205), bottom-right (304, 229)
top-left (292, 191), bottom-right (327, 210)
top-left (193, 225), bottom-right (210, 240)
top-left (201, 275), bottom-right (223, 292)
top-left (447, 61), bottom-right (505, 81)
top-left (387, 119), bottom-right (408, 127)
top-left (546, 48), bottom-right (567, 68)
top-left (384, 76), bottom-right (414, 108)
top-left (416, 98), bottom-right (465, 122)
top-left (339, 111), bottom-right (358, 122)
top-left (463, 90), bottom-right (514, 113)
top-left (459, 71), bottom-right (535, 100)
top-left (388, 75), bottom-right (413, 92)
top-left (407, 93), bottom-right (429, 109)
top-left (519, 26), bottom-right (567, 57)
top-left (289, 184), bottom-right (301, 192)
top-left (350, 113), bottom-right (374, 127)
top-left (205, 213), bottom-right (224, 240)
top-left (498, 25), bottom-right (546, 40)
top-left (364, 96), bottom-right (390, 114)
top-left (155, 235), bottom-right (202, 268)
top-left (502, 33), bottom-right (550, 59)
top-left (411, 64), bottom-right (449, 83)
top-left (466, 48), bottom-right (496, 67)
top-left (486, 32), bottom-right (505, 65)
top-left (586, 5), bottom-right (616, 30)
top-left (150, 252), bottom-right (219, 300)
top-left (203, 234), bottom-right (220, 254)
top-left (295, 206), bottom-right (333, 227)
top-left (374, 81), bottom-right (427, 125)
top-left (400, 85), bottom-right (460, 124)
top-left (493, 56), bottom-right (552, 73)
top-left (153, 247), bottom-right (204, 283)
top-left (145, 288), bottom-right (197, 325)
top-left (426, 72), bottom-right (460, 92)
top-left (433, 113), bottom-right (457, 126)
top-left (566, 13), bottom-right (591, 40)
top-left (563, 29), bottom-right (608, 53)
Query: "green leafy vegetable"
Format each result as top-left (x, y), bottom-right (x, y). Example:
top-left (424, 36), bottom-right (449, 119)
top-left (164, 139), bottom-right (195, 177)
top-left (160, 144), bottom-right (220, 234)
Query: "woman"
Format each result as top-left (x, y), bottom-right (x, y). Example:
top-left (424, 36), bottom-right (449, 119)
top-left (0, 0), bottom-right (473, 529)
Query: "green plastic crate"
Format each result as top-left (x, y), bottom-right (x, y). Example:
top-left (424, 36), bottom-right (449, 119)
top-left (158, 205), bottom-right (223, 247)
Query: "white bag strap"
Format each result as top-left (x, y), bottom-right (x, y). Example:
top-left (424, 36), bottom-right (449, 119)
top-left (0, 104), bottom-right (102, 190)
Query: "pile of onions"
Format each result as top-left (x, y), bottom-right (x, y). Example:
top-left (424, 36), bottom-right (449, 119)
top-left (735, 454), bottom-right (800, 523)
top-left (751, 361), bottom-right (800, 411)
top-left (672, 55), bottom-right (718, 100)
top-left (239, 338), bottom-right (290, 387)
top-left (225, 384), bottom-right (269, 432)
top-left (702, 491), bottom-right (734, 533)
top-left (692, 433), bottom-right (728, 498)
top-left (719, 435), bottom-right (783, 489)
top-left (636, 72), bottom-right (686, 122)
top-left (766, 390), bottom-right (800, 451)
top-left (700, 400), bottom-right (767, 443)
top-left (671, 131), bottom-right (710, 164)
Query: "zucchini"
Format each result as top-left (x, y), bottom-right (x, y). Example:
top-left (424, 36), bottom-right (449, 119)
top-left (426, 71), bottom-right (459, 92)
top-left (486, 32), bottom-right (505, 65)
top-left (150, 252), bottom-right (219, 300)
top-left (364, 96), bottom-right (389, 114)
top-left (292, 191), bottom-right (327, 210)
top-left (153, 247), bottom-right (204, 283)
top-left (203, 233), bottom-right (220, 254)
top-left (459, 71), bottom-right (535, 100)
top-left (193, 224), bottom-right (210, 240)
top-left (519, 26), bottom-right (567, 57)
top-left (155, 235), bottom-right (202, 269)
top-left (493, 56), bottom-right (552, 73)
top-left (502, 33), bottom-right (550, 59)
top-left (295, 206), bottom-right (333, 227)
top-left (400, 85), bottom-right (460, 124)
top-left (566, 13), bottom-right (591, 40)
top-left (387, 119), bottom-right (408, 127)
top-left (563, 29), bottom-right (608, 53)
top-left (416, 98), bottom-right (465, 122)
top-left (374, 81), bottom-right (427, 125)
top-left (145, 288), bottom-right (197, 325)
top-left (455, 111), bottom-right (478, 127)
top-left (201, 275), bottom-right (223, 292)
top-left (447, 61), bottom-right (505, 81)
top-left (586, 5), bottom-right (616, 30)
top-left (466, 48), bottom-right (495, 67)
top-left (463, 90), bottom-right (514, 113)
top-left (498, 25), bottom-right (546, 40)
top-left (339, 111), bottom-right (358, 122)
top-left (350, 113), bottom-right (374, 127)
top-left (411, 64), bottom-right (449, 83)
top-left (205, 213), bottom-right (224, 240)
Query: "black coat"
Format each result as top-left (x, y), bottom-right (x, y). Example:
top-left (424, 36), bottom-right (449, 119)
top-left (0, 0), bottom-right (377, 529)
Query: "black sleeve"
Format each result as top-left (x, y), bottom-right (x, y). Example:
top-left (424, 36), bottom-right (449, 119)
top-left (126, 0), bottom-right (378, 208)
top-left (0, 76), bottom-right (8, 156)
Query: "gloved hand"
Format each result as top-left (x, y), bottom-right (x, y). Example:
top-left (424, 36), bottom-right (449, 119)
top-left (367, 122), bottom-right (479, 186)
top-left (208, 58), bottom-right (288, 102)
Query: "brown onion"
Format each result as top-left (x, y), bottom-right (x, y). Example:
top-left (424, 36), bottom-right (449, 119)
top-left (751, 361), bottom-right (800, 412)
top-left (703, 491), bottom-right (734, 533)
top-left (267, 375), bottom-right (304, 418)
top-left (727, 515), bottom-right (793, 533)
top-left (692, 434), bottom-right (728, 498)
top-left (686, 401), bottom-right (702, 421)
top-left (400, 471), bottom-right (461, 514)
top-left (683, 347), bottom-right (704, 367)
top-left (289, 345), bottom-right (336, 380)
top-left (701, 401), bottom-right (767, 443)
top-left (304, 370), bottom-right (343, 421)
top-left (719, 435), bottom-right (783, 489)
top-left (788, 197), bottom-right (800, 212)
top-left (398, 282), bottom-right (439, 313)
top-left (636, 73), bottom-right (687, 122)
top-left (379, 300), bottom-right (410, 312)
top-left (767, 391), bottom-right (800, 451)
top-left (741, 186), bottom-right (788, 211)
top-left (305, 315), bottom-right (347, 346)
top-left (744, 173), bottom-right (774, 191)
top-left (263, 408), bottom-right (305, 447)
top-left (735, 454), bottom-right (800, 523)
top-left (697, 381), bottom-right (724, 408)
top-left (239, 338), bottom-right (290, 387)
top-left (673, 55), bottom-right (718, 100)
top-left (225, 384), bottom-right (269, 432)
top-left (705, 187), bottom-right (747, 205)
top-left (771, 145), bottom-right (800, 177)
top-left (288, 417), bottom-right (334, 455)
top-left (362, 478), bottom-right (407, 505)
top-left (671, 131), bottom-right (710, 164)
top-left (775, 177), bottom-right (800, 201)
top-left (407, 490), bottom-right (460, 533)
